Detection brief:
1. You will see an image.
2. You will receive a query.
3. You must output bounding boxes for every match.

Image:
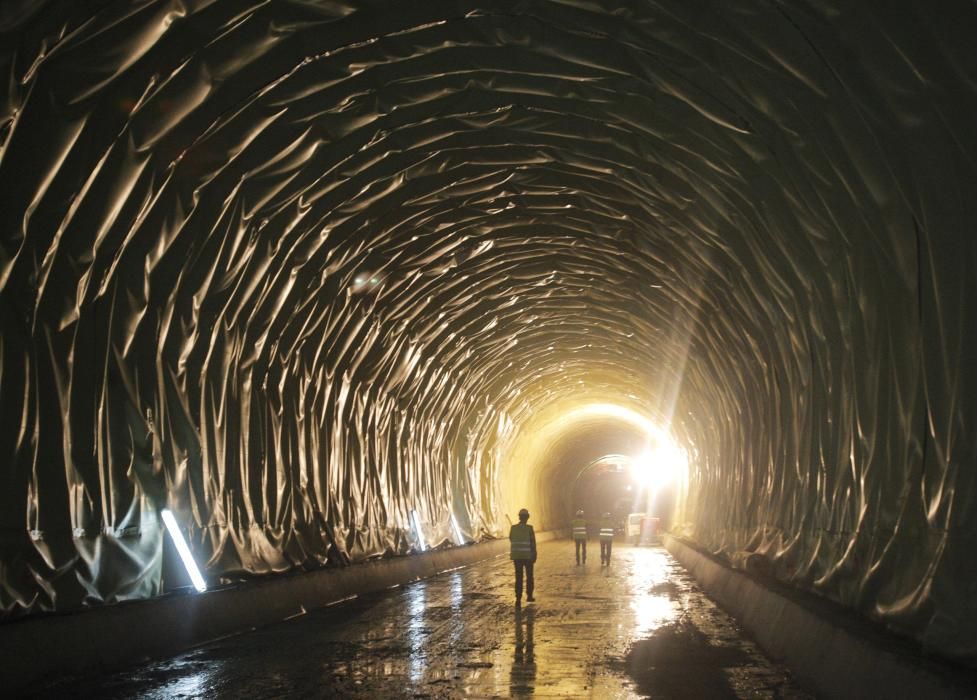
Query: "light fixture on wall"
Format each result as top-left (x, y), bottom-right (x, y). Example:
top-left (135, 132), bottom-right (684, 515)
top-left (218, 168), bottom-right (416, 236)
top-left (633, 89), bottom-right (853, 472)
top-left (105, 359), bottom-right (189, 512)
top-left (161, 509), bottom-right (207, 592)
top-left (450, 513), bottom-right (466, 544)
top-left (410, 510), bottom-right (427, 551)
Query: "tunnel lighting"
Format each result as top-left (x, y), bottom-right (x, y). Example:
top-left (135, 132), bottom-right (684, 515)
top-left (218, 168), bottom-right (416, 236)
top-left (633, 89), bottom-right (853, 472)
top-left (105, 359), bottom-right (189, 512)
top-left (410, 510), bottom-right (427, 551)
top-left (353, 273), bottom-right (380, 288)
top-left (631, 442), bottom-right (687, 492)
top-left (161, 509), bottom-right (207, 593)
top-left (450, 513), bottom-right (466, 544)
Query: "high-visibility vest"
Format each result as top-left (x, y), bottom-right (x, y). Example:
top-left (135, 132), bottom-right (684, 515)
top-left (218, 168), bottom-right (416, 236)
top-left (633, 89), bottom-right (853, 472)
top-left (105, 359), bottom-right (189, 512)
top-left (571, 518), bottom-right (587, 540)
top-left (510, 523), bottom-right (534, 560)
top-left (599, 519), bottom-right (614, 541)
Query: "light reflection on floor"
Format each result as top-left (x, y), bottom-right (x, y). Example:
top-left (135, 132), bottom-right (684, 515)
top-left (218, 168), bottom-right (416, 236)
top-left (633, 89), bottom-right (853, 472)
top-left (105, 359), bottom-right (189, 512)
top-left (43, 541), bottom-right (810, 699)
top-left (405, 581), bottom-right (428, 684)
top-left (628, 546), bottom-right (679, 636)
top-left (149, 670), bottom-right (212, 700)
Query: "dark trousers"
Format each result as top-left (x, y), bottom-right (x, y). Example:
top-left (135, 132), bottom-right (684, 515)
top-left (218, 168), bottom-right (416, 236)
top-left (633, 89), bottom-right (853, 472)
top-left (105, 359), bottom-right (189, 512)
top-left (601, 539), bottom-right (612, 563)
top-left (574, 539), bottom-right (587, 563)
top-left (514, 560), bottom-right (534, 599)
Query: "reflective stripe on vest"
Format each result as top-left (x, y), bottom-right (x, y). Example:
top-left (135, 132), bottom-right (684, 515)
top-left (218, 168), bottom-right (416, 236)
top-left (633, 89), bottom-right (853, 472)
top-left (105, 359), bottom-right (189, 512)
top-left (510, 524), bottom-right (533, 560)
top-left (600, 522), bottom-right (614, 539)
top-left (571, 518), bottom-right (587, 539)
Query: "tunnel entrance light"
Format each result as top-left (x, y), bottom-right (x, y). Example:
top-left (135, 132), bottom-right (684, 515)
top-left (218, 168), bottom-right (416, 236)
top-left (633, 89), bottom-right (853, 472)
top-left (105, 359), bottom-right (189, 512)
top-left (161, 509), bottom-right (207, 593)
top-left (410, 510), bottom-right (427, 551)
top-left (450, 514), bottom-right (466, 544)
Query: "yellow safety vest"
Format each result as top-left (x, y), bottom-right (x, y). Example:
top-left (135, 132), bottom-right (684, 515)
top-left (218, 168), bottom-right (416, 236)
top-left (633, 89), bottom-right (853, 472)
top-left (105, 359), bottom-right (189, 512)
top-left (510, 523), bottom-right (534, 560)
top-left (599, 519), bottom-right (614, 541)
top-left (571, 518), bottom-right (587, 540)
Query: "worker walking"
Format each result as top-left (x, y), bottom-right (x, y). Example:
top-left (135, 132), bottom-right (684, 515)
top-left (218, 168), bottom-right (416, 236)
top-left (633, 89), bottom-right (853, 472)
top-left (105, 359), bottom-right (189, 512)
top-left (599, 512), bottom-right (614, 566)
top-left (571, 510), bottom-right (588, 565)
top-left (510, 508), bottom-right (537, 605)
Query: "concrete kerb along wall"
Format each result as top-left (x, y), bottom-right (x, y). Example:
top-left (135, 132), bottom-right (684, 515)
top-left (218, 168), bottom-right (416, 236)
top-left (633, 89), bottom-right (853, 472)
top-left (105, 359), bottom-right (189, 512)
top-left (0, 531), bottom-right (558, 693)
top-left (664, 535), bottom-right (977, 700)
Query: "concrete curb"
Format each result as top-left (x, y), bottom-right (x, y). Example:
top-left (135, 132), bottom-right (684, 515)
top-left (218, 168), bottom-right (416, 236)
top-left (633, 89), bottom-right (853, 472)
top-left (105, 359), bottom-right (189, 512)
top-left (1, 532), bottom-right (557, 692)
top-left (664, 535), bottom-right (977, 700)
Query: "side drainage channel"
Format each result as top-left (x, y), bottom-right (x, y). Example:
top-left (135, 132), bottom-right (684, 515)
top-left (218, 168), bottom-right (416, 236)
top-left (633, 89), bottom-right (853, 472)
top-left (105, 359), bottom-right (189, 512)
top-left (664, 534), bottom-right (977, 700)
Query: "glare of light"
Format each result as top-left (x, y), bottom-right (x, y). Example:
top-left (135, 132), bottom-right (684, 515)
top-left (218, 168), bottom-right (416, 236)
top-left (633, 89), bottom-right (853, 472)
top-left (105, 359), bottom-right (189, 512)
top-left (631, 441), bottom-right (687, 492)
top-left (354, 275), bottom-right (365, 285)
top-left (450, 513), bottom-right (465, 544)
top-left (410, 510), bottom-right (427, 551)
top-left (161, 509), bottom-right (207, 592)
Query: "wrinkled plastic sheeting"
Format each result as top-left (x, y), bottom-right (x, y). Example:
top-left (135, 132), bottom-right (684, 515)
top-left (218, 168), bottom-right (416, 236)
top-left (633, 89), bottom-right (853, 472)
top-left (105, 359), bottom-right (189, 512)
top-left (1, 0), bottom-right (977, 664)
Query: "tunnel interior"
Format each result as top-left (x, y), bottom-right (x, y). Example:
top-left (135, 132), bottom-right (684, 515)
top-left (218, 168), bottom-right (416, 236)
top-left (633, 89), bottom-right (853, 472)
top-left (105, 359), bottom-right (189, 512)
top-left (2, 0), bottom-right (976, 666)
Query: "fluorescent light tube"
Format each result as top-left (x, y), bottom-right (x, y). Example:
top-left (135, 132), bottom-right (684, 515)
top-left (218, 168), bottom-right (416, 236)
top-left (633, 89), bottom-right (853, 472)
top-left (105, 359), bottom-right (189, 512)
top-left (161, 509), bottom-right (207, 592)
top-left (410, 510), bottom-right (427, 551)
top-left (450, 514), bottom-right (465, 544)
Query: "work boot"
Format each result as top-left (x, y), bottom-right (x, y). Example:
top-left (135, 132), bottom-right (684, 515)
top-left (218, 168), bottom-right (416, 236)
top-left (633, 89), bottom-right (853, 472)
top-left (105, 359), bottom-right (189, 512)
top-left (527, 596), bottom-right (535, 602)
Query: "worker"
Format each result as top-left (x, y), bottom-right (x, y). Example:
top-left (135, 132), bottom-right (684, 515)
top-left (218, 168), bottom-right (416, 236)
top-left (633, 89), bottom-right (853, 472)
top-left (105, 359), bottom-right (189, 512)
top-left (599, 512), bottom-right (614, 566)
top-left (509, 508), bottom-right (537, 605)
top-left (571, 509), bottom-right (588, 565)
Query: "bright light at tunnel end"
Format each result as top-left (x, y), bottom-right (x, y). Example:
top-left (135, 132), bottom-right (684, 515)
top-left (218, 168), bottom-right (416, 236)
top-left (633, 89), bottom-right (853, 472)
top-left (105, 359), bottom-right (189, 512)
top-left (631, 441), bottom-right (687, 492)
top-left (161, 509), bottom-right (207, 593)
top-left (565, 403), bottom-right (689, 491)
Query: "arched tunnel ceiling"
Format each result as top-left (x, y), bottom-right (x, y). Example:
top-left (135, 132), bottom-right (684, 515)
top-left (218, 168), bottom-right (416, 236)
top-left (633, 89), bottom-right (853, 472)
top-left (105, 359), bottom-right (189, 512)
top-left (2, 0), bottom-right (977, 662)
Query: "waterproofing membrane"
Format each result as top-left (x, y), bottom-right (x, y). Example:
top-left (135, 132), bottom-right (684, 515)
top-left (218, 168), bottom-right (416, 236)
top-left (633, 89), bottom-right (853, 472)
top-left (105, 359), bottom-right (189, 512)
top-left (1, 0), bottom-right (976, 663)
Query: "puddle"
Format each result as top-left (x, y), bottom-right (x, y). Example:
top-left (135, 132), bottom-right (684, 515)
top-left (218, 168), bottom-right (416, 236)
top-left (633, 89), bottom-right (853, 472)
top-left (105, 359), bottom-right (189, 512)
top-left (649, 581), bottom-right (682, 597)
top-left (618, 619), bottom-right (752, 699)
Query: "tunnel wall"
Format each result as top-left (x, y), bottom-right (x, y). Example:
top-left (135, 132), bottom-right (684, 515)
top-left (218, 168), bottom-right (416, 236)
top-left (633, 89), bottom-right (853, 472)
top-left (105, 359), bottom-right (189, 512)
top-left (1, 0), bottom-right (977, 665)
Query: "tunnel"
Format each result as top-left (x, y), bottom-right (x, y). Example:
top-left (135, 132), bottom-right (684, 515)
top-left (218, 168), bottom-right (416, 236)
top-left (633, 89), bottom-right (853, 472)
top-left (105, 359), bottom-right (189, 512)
top-left (2, 0), bottom-right (977, 697)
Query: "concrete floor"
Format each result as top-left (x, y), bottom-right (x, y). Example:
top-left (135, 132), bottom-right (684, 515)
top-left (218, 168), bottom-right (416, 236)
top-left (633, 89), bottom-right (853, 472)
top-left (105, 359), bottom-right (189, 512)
top-left (35, 542), bottom-right (812, 699)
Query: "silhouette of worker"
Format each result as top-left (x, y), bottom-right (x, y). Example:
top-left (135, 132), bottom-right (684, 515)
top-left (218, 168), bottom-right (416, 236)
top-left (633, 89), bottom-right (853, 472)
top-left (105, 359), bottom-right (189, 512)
top-left (571, 509), bottom-right (587, 565)
top-left (509, 508), bottom-right (537, 605)
top-left (599, 512), bottom-right (614, 565)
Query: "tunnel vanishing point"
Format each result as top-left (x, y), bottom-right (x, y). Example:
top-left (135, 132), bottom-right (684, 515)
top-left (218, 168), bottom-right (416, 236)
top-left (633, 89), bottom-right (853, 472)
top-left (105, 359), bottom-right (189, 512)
top-left (1, 0), bottom-right (977, 689)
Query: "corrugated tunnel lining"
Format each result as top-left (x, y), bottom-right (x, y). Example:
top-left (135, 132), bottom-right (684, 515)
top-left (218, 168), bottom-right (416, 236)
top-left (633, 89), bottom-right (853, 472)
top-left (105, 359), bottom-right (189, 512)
top-left (1, 0), bottom-right (976, 664)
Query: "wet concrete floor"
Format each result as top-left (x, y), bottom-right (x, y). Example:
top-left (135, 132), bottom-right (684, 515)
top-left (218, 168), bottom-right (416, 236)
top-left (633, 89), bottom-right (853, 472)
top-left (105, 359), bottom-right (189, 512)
top-left (35, 541), bottom-right (812, 699)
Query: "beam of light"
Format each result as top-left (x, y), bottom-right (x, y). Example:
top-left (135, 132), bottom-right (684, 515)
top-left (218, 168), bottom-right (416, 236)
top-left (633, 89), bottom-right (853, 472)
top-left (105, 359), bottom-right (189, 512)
top-left (161, 509), bottom-right (207, 593)
top-left (410, 509), bottom-right (427, 551)
top-left (450, 513), bottom-right (465, 544)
